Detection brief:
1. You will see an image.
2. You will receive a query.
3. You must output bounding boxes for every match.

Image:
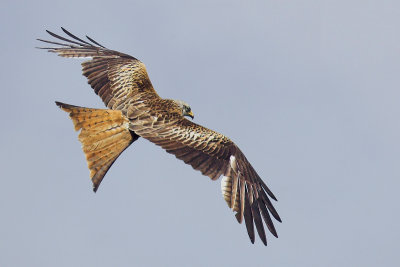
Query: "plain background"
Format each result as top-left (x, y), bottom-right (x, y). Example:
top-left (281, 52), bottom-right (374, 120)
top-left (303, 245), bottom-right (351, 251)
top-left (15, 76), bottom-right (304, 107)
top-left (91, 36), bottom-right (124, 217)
top-left (1, 0), bottom-right (399, 266)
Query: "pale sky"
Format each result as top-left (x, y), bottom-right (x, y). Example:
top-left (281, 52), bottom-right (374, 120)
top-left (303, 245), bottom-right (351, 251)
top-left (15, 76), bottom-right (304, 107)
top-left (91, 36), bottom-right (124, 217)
top-left (1, 1), bottom-right (400, 266)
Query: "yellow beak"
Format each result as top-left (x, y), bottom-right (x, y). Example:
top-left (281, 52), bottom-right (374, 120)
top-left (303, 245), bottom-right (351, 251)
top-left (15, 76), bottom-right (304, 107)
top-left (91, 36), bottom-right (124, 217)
top-left (187, 111), bottom-right (194, 119)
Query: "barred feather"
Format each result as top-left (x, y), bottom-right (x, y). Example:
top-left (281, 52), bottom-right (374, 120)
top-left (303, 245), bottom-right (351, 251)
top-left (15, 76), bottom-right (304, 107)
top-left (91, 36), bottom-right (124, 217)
top-left (56, 101), bottom-right (138, 192)
top-left (39, 29), bottom-right (281, 246)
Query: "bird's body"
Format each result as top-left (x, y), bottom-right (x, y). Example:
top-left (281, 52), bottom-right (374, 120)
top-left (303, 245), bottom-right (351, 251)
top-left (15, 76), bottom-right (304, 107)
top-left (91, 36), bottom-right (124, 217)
top-left (38, 28), bottom-right (281, 246)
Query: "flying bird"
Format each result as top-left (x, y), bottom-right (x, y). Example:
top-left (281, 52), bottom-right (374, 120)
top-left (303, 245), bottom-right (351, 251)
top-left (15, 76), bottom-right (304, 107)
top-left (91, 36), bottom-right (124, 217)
top-left (37, 28), bottom-right (281, 245)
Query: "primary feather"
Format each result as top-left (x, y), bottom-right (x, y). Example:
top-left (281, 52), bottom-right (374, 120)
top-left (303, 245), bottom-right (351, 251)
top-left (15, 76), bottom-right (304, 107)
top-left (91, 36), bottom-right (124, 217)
top-left (38, 28), bottom-right (281, 245)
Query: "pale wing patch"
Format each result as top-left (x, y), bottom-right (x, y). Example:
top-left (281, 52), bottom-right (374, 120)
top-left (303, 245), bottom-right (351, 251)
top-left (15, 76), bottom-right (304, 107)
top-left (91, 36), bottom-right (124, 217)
top-left (221, 156), bottom-right (240, 212)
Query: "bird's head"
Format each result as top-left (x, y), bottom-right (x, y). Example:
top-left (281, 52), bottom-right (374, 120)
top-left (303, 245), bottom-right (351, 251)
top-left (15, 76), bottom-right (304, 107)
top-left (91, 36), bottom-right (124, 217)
top-left (175, 100), bottom-right (194, 119)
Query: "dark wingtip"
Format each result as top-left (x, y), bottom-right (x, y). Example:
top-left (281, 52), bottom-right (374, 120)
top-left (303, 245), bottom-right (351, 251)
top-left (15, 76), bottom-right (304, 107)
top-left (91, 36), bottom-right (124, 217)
top-left (272, 231), bottom-right (279, 238)
top-left (61, 27), bottom-right (94, 46)
top-left (60, 27), bottom-right (70, 36)
top-left (271, 224), bottom-right (279, 238)
top-left (260, 235), bottom-right (267, 245)
top-left (269, 192), bottom-right (278, 201)
top-left (258, 178), bottom-right (278, 201)
top-left (235, 213), bottom-right (242, 223)
top-left (46, 29), bottom-right (57, 38)
top-left (85, 35), bottom-right (106, 48)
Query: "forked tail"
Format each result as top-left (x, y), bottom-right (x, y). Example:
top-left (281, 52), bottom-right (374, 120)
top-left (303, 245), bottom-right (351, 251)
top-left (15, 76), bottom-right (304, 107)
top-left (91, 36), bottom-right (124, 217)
top-left (56, 101), bottom-right (139, 192)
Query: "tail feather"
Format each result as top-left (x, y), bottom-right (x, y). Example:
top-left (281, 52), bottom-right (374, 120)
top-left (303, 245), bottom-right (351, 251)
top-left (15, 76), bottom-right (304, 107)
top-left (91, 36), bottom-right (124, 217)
top-left (56, 101), bottom-right (139, 192)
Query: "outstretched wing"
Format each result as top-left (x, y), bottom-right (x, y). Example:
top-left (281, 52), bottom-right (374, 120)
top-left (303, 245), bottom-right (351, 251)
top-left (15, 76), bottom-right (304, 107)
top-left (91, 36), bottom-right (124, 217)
top-left (37, 28), bottom-right (159, 112)
top-left (128, 109), bottom-right (282, 245)
top-left (38, 28), bottom-right (281, 245)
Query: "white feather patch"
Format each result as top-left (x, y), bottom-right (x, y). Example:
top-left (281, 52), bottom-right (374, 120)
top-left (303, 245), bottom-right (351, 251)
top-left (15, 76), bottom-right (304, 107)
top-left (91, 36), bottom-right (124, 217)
top-left (221, 156), bottom-right (240, 211)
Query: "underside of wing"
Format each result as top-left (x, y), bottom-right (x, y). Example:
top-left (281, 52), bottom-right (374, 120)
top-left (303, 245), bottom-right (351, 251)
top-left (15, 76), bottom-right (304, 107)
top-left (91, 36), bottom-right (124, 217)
top-left (220, 152), bottom-right (282, 245)
top-left (37, 28), bottom-right (160, 112)
top-left (39, 28), bottom-right (281, 246)
top-left (128, 112), bottom-right (282, 245)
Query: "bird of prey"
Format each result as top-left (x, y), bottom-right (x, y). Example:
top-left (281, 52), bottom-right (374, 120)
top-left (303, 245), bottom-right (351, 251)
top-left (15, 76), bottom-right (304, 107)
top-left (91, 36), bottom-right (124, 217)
top-left (37, 28), bottom-right (281, 245)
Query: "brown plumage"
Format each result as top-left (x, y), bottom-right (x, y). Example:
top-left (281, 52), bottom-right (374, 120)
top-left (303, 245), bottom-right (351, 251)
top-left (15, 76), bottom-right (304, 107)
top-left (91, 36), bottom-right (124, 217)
top-left (38, 28), bottom-right (281, 246)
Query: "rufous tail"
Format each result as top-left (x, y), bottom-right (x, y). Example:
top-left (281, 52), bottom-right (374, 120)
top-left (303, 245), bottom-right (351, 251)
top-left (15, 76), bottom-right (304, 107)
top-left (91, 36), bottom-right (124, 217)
top-left (55, 101), bottom-right (139, 192)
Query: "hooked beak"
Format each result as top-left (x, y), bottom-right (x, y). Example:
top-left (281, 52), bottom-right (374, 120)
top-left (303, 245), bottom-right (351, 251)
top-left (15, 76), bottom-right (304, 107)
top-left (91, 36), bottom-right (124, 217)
top-left (187, 111), bottom-right (194, 120)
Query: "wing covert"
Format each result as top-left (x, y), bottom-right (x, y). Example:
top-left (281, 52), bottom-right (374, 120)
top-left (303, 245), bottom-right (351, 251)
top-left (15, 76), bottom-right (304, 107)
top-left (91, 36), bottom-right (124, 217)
top-left (37, 28), bottom-right (159, 112)
top-left (38, 28), bottom-right (281, 246)
top-left (129, 113), bottom-right (282, 245)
